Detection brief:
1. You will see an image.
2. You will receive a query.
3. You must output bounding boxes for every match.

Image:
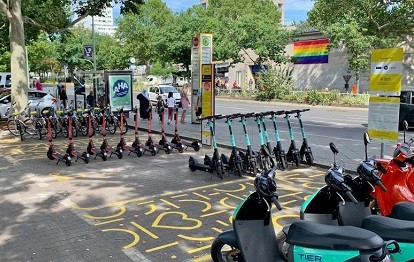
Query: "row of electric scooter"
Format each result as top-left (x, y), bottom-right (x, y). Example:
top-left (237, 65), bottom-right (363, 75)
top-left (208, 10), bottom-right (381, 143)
top-left (189, 109), bottom-right (313, 179)
top-left (211, 130), bottom-right (414, 261)
top-left (45, 105), bottom-right (201, 166)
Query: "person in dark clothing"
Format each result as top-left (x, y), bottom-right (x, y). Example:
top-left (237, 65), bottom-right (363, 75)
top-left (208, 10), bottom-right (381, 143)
top-left (137, 89), bottom-right (150, 120)
top-left (86, 91), bottom-right (95, 108)
top-left (60, 86), bottom-right (68, 108)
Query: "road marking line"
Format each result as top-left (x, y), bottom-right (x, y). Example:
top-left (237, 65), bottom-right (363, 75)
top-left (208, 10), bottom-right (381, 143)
top-left (170, 194), bottom-right (188, 198)
top-left (177, 234), bottom-right (214, 242)
top-left (144, 204), bottom-right (157, 215)
top-left (215, 220), bottom-right (229, 227)
top-left (179, 199), bottom-right (212, 212)
top-left (84, 206), bottom-right (126, 220)
top-left (131, 221), bottom-right (158, 239)
top-left (213, 183), bottom-right (246, 192)
top-left (193, 192), bottom-right (210, 200)
top-left (94, 218), bottom-right (124, 226)
top-left (226, 193), bottom-right (244, 200)
top-left (145, 241), bottom-right (179, 253)
top-left (200, 210), bottom-right (228, 217)
top-left (160, 199), bottom-right (180, 208)
top-left (212, 227), bottom-right (223, 233)
top-left (208, 192), bottom-right (220, 196)
top-left (220, 197), bottom-right (236, 209)
top-left (136, 200), bottom-right (155, 206)
top-left (279, 192), bottom-right (302, 198)
top-left (187, 244), bottom-right (211, 254)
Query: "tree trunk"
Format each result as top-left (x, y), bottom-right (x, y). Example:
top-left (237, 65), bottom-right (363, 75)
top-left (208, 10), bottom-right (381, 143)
top-left (9, 0), bottom-right (28, 114)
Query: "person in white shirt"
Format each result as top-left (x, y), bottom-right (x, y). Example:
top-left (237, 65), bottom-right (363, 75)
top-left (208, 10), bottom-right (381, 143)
top-left (167, 92), bottom-right (175, 124)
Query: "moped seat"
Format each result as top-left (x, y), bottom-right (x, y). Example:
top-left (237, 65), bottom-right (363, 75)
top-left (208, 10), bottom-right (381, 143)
top-left (362, 215), bottom-right (414, 243)
top-left (390, 201), bottom-right (414, 221)
top-left (286, 220), bottom-right (383, 250)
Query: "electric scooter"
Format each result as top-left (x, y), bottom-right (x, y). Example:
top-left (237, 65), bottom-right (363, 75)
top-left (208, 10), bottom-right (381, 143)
top-left (170, 107), bottom-right (201, 152)
top-left (237, 113), bottom-right (259, 175)
top-left (293, 109), bottom-right (313, 165)
top-left (374, 120), bottom-right (414, 216)
top-left (210, 166), bottom-right (398, 262)
top-left (102, 108), bottom-right (123, 159)
top-left (188, 115), bottom-right (224, 179)
top-left (45, 108), bottom-right (71, 166)
top-left (156, 110), bottom-right (172, 154)
top-left (143, 107), bottom-right (158, 156)
top-left (269, 110), bottom-right (288, 170)
top-left (65, 109), bottom-right (89, 164)
top-left (284, 110), bottom-right (301, 167)
top-left (255, 113), bottom-right (276, 170)
top-left (220, 113), bottom-right (244, 177)
top-left (118, 107), bottom-right (144, 157)
top-left (94, 109), bottom-right (114, 160)
top-left (86, 108), bottom-right (107, 161)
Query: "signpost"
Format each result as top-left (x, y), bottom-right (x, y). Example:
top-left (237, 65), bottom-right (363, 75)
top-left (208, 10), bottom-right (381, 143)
top-left (83, 45), bottom-right (93, 59)
top-left (368, 47), bottom-right (404, 157)
top-left (105, 71), bottom-right (133, 111)
top-left (191, 36), bottom-right (200, 123)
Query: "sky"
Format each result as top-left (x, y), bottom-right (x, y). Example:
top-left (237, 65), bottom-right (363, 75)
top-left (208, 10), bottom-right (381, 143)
top-left (162, 0), bottom-right (314, 25)
top-left (113, 0), bottom-right (313, 25)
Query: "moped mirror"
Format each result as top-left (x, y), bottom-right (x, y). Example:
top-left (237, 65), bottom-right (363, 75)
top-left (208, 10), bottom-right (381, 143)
top-left (363, 132), bottom-right (370, 145)
top-left (329, 142), bottom-right (339, 154)
top-left (404, 120), bottom-right (409, 131)
top-left (376, 162), bottom-right (387, 174)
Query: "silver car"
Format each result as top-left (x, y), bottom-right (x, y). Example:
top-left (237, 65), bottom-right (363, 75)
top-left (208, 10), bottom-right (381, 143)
top-left (0, 90), bottom-right (57, 119)
top-left (148, 85), bottom-right (181, 107)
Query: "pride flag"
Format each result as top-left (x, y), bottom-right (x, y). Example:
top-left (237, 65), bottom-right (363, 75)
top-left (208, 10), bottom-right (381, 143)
top-left (293, 39), bottom-right (329, 64)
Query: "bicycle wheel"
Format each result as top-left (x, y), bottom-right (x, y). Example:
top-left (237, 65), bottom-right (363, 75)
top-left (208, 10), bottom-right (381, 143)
top-left (107, 118), bottom-right (116, 134)
top-left (7, 120), bottom-right (19, 136)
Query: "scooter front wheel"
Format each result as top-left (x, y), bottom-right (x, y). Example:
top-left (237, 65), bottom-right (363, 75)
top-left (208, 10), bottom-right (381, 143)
top-left (211, 237), bottom-right (241, 262)
top-left (279, 154), bottom-right (288, 170)
top-left (294, 153), bottom-right (300, 167)
top-left (305, 151), bottom-right (314, 166)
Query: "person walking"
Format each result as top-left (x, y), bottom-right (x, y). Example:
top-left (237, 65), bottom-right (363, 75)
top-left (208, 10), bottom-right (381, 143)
top-left (86, 90), bottom-right (95, 108)
top-left (156, 94), bottom-right (166, 124)
top-left (35, 79), bottom-right (43, 91)
top-left (166, 91), bottom-right (175, 124)
top-left (180, 85), bottom-right (190, 123)
top-left (59, 86), bottom-right (68, 109)
top-left (137, 89), bottom-right (150, 120)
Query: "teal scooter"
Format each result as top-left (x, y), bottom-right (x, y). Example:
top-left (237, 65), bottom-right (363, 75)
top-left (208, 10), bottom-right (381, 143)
top-left (254, 112), bottom-right (276, 171)
top-left (237, 113), bottom-right (259, 175)
top-left (294, 109), bottom-right (313, 165)
top-left (221, 113), bottom-right (244, 177)
top-left (210, 166), bottom-right (398, 262)
top-left (284, 110), bottom-right (300, 167)
top-left (188, 115), bottom-right (224, 179)
top-left (269, 110), bottom-right (288, 170)
top-left (277, 135), bottom-right (414, 261)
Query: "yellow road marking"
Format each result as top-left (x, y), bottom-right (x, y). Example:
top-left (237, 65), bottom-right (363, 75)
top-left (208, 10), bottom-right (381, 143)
top-left (177, 234), bottom-right (214, 242)
top-left (135, 200), bottom-right (155, 206)
top-left (193, 192), bottom-right (210, 200)
top-left (200, 210), bottom-right (228, 218)
top-left (193, 254), bottom-right (212, 262)
top-left (71, 204), bottom-right (99, 211)
top-left (145, 204), bottom-right (157, 215)
top-left (152, 212), bottom-right (202, 230)
top-left (213, 183), bottom-right (246, 192)
top-left (208, 192), bottom-right (220, 196)
top-left (145, 241), bottom-right (179, 253)
top-left (219, 197), bottom-right (236, 209)
top-left (215, 220), bottom-right (229, 227)
top-left (170, 194), bottom-right (188, 198)
top-left (212, 227), bottom-right (223, 233)
top-left (187, 244), bottom-right (210, 254)
top-left (272, 214), bottom-right (300, 229)
top-left (226, 193), bottom-right (244, 200)
top-left (160, 199), bottom-right (180, 209)
top-left (131, 221), bottom-right (158, 239)
top-left (179, 199), bottom-right (212, 212)
top-left (279, 192), bottom-right (302, 198)
top-left (94, 218), bottom-right (124, 226)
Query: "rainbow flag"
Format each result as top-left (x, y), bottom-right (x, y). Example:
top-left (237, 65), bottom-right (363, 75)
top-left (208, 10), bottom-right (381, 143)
top-left (293, 39), bottom-right (329, 64)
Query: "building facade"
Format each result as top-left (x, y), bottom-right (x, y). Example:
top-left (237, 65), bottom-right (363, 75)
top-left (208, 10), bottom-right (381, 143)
top-left (77, 7), bottom-right (117, 36)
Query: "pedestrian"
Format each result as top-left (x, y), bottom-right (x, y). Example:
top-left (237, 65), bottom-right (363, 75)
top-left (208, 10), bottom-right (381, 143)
top-left (180, 84), bottom-right (190, 123)
top-left (60, 85), bottom-right (68, 109)
top-left (137, 89), bottom-right (150, 120)
top-left (156, 94), bottom-right (166, 124)
top-left (86, 90), bottom-right (95, 108)
top-left (167, 91), bottom-right (175, 124)
top-left (195, 88), bottom-right (202, 120)
top-left (56, 80), bottom-right (64, 97)
top-left (35, 79), bottom-right (43, 91)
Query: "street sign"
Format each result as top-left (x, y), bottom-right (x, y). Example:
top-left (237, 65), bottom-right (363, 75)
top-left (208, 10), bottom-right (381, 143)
top-left (83, 45), bottom-right (93, 59)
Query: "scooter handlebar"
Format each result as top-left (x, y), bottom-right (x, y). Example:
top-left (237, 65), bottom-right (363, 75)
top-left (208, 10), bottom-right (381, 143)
top-left (345, 190), bottom-right (358, 204)
top-left (271, 196), bottom-right (283, 210)
top-left (242, 112), bottom-right (255, 118)
top-left (376, 180), bottom-right (387, 192)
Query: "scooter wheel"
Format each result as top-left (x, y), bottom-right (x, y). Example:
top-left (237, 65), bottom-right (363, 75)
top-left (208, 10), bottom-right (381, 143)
top-left (305, 151), bottom-right (314, 166)
top-left (216, 162), bottom-right (224, 180)
top-left (279, 154), bottom-right (288, 170)
top-left (188, 157), bottom-right (197, 172)
top-left (102, 153), bottom-right (107, 161)
top-left (235, 161), bottom-right (243, 177)
top-left (64, 155), bottom-right (71, 166)
top-left (47, 147), bottom-right (56, 160)
top-left (294, 153), bottom-right (300, 167)
top-left (276, 230), bottom-right (289, 261)
top-left (193, 143), bottom-right (200, 152)
top-left (151, 147), bottom-right (157, 156)
top-left (210, 237), bottom-right (242, 262)
top-left (82, 152), bottom-right (89, 164)
top-left (165, 147), bottom-right (171, 154)
top-left (136, 148), bottom-right (143, 157)
top-left (117, 150), bottom-right (123, 159)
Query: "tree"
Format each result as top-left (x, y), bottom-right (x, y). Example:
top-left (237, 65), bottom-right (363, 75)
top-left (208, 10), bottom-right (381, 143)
top-left (308, 0), bottom-right (414, 91)
top-left (0, 0), bottom-right (143, 113)
top-left (116, 0), bottom-right (173, 72)
top-left (204, 0), bottom-right (290, 66)
top-left (27, 32), bottom-right (59, 76)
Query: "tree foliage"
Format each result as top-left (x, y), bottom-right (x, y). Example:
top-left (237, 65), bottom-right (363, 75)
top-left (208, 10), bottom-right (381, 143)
top-left (308, 0), bottom-right (414, 85)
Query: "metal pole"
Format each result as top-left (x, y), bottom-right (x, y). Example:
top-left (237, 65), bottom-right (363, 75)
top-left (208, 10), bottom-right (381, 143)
top-left (92, 16), bottom-right (97, 107)
top-left (380, 142), bottom-right (384, 159)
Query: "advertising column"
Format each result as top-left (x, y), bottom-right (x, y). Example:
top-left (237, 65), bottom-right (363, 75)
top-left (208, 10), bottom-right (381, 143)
top-left (368, 48), bottom-right (403, 155)
top-left (191, 36), bottom-right (200, 123)
top-left (105, 71), bottom-right (133, 111)
top-left (200, 34), bottom-right (214, 146)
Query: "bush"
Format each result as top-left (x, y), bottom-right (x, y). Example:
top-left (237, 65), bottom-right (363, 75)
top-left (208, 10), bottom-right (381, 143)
top-left (255, 65), bottom-right (293, 101)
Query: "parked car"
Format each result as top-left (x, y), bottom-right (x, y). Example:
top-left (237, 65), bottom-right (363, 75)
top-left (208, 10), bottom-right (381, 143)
top-left (148, 85), bottom-right (181, 107)
top-left (0, 90), bottom-right (57, 120)
top-left (399, 90), bottom-right (414, 129)
top-left (0, 72), bottom-right (11, 88)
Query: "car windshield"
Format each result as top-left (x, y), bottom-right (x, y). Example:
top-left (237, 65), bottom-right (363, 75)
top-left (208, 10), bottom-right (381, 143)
top-left (160, 86), bottom-right (178, 93)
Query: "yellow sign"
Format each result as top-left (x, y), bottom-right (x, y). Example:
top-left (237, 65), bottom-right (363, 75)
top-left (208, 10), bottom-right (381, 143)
top-left (371, 48), bottom-right (403, 62)
top-left (369, 74), bottom-right (402, 92)
top-left (369, 47), bottom-right (403, 95)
